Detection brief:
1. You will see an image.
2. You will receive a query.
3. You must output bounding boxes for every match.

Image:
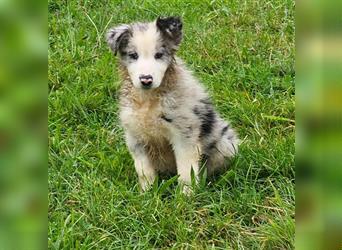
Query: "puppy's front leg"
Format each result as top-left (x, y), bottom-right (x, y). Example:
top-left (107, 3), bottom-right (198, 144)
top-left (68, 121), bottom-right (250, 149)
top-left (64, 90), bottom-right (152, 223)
top-left (125, 133), bottom-right (156, 191)
top-left (172, 137), bottom-right (201, 194)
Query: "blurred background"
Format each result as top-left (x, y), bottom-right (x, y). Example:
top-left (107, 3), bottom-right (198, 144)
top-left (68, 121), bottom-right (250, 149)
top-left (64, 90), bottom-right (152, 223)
top-left (296, 0), bottom-right (342, 249)
top-left (0, 0), bottom-right (46, 249)
top-left (0, 0), bottom-right (341, 249)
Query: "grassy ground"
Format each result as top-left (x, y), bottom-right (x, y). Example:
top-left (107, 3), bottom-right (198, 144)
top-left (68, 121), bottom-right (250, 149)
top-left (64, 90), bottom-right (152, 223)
top-left (48, 0), bottom-right (295, 249)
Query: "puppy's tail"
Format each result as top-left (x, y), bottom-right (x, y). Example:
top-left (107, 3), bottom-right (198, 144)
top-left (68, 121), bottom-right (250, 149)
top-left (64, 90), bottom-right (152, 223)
top-left (216, 123), bottom-right (239, 158)
top-left (205, 122), bottom-right (239, 175)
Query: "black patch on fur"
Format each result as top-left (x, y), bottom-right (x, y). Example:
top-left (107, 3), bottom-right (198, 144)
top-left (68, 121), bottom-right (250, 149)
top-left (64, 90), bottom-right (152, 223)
top-left (156, 16), bottom-right (183, 47)
top-left (117, 32), bottom-right (131, 55)
top-left (161, 115), bottom-right (172, 123)
top-left (193, 105), bottom-right (215, 138)
top-left (221, 125), bottom-right (229, 136)
top-left (200, 109), bottom-right (214, 137)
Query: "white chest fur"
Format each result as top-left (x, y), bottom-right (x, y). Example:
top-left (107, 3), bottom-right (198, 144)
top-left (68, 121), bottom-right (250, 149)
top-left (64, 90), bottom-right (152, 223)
top-left (120, 98), bottom-right (170, 143)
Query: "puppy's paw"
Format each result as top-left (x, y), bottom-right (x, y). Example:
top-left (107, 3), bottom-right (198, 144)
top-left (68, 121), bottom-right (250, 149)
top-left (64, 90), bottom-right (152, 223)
top-left (181, 185), bottom-right (194, 196)
top-left (139, 178), bottom-right (154, 192)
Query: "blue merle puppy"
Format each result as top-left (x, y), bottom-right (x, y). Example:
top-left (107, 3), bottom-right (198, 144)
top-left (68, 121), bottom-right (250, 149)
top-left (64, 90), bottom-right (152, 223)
top-left (106, 16), bottom-right (239, 193)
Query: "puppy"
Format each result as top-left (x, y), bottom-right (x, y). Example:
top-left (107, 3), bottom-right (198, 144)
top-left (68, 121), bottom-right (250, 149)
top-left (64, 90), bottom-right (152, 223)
top-left (106, 17), bottom-right (239, 193)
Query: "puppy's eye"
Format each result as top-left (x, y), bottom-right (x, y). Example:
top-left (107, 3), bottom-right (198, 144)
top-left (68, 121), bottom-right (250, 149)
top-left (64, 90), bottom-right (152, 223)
top-left (154, 52), bottom-right (163, 59)
top-left (128, 52), bottom-right (138, 60)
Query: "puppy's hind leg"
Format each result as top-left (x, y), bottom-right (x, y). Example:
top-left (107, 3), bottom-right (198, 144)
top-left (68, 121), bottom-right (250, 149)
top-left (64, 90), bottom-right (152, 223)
top-left (125, 132), bottom-right (157, 192)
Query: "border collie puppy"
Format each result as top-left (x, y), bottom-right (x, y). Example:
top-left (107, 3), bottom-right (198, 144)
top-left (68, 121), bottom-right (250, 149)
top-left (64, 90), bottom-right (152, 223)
top-left (106, 16), bottom-right (239, 193)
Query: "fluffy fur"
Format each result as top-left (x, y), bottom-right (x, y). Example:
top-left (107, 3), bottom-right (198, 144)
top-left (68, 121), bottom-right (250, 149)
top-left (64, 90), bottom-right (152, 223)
top-left (106, 17), bottom-right (239, 193)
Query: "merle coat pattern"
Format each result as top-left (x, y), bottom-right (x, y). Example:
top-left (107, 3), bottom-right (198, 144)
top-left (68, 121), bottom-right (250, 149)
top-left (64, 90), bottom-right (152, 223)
top-left (106, 17), bottom-right (239, 193)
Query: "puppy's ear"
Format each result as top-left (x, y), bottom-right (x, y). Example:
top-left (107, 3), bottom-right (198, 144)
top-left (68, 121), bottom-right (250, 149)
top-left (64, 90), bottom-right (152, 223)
top-left (156, 16), bottom-right (183, 47)
top-left (106, 24), bottom-right (131, 55)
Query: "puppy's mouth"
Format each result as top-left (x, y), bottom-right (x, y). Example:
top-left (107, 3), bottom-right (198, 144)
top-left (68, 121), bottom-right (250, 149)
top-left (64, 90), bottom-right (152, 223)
top-left (141, 84), bottom-right (153, 90)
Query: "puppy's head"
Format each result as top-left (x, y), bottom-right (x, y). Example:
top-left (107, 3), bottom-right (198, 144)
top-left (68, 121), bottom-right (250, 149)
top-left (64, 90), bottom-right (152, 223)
top-left (106, 17), bottom-right (183, 90)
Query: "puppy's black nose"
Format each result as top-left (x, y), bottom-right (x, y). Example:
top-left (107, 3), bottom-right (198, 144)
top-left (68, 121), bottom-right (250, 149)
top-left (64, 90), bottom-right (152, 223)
top-left (139, 74), bottom-right (153, 87)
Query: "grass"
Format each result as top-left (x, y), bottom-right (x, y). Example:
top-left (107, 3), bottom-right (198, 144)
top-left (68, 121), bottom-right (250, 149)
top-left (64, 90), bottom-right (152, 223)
top-left (48, 0), bottom-right (295, 249)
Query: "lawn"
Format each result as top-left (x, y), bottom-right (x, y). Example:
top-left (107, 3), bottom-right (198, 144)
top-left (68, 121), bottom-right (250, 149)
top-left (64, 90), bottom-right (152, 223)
top-left (48, 0), bottom-right (295, 249)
